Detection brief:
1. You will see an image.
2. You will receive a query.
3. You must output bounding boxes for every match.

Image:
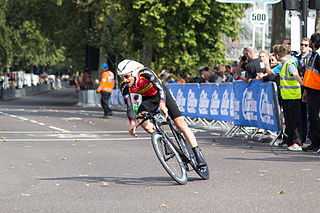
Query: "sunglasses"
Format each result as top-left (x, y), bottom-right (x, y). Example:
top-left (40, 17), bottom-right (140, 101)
top-left (301, 44), bottom-right (309, 47)
top-left (120, 73), bottom-right (132, 80)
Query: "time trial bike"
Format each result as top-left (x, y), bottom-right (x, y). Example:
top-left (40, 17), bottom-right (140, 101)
top-left (136, 111), bottom-right (209, 185)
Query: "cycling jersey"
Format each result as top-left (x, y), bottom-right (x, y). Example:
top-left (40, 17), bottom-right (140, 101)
top-left (120, 68), bottom-right (181, 122)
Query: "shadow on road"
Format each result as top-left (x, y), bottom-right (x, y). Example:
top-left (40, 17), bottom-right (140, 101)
top-left (38, 175), bottom-right (202, 186)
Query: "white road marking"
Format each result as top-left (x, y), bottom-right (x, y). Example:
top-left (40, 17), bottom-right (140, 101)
top-left (61, 117), bottom-right (83, 121)
top-left (48, 126), bottom-right (70, 133)
top-left (18, 117), bottom-right (29, 121)
top-left (1, 136), bottom-right (215, 142)
top-left (0, 131), bottom-right (145, 134)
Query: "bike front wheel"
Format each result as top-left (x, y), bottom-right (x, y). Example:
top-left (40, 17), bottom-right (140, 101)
top-left (151, 132), bottom-right (187, 185)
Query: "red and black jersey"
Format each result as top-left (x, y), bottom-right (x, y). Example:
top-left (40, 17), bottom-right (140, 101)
top-left (120, 68), bottom-right (166, 122)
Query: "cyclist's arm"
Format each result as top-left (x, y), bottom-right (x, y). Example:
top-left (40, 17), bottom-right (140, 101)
top-left (120, 82), bottom-right (135, 123)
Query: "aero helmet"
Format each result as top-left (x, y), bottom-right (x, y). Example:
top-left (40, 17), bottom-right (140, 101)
top-left (117, 59), bottom-right (144, 77)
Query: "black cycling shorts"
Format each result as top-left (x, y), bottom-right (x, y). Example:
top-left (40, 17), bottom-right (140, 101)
top-left (138, 85), bottom-right (182, 120)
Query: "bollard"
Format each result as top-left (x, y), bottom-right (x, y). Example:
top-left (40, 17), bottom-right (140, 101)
top-left (95, 92), bottom-right (101, 107)
top-left (76, 90), bottom-right (84, 106)
top-left (85, 90), bottom-right (96, 107)
top-left (14, 89), bottom-right (23, 98)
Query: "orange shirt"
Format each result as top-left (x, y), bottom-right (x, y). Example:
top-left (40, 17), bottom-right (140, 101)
top-left (96, 71), bottom-right (115, 93)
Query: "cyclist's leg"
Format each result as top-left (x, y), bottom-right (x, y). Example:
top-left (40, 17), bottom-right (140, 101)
top-left (137, 96), bottom-right (159, 134)
top-left (173, 116), bottom-right (207, 168)
top-left (172, 116), bottom-right (197, 148)
top-left (164, 86), bottom-right (207, 167)
top-left (137, 112), bottom-right (155, 134)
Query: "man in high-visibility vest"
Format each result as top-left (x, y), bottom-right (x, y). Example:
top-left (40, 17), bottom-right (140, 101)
top-left (275, 44), bottom-right (303, 151)
top-left (302, 33), bottom-right (320, 152)
top-left (96, 63), bottom-right (115, 118)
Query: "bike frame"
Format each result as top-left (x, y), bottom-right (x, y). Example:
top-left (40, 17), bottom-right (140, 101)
top-left (137, 112), bottom-right (191, 164)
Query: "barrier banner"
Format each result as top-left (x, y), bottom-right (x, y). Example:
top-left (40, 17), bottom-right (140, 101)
top-left (167, 84), bottom-right (200, 117)
top-left (167, 80), bottom-right (279, 132)
top-left (234, 80), bottom-right (279, 132)
top-left (200, 83), bottom-right (234, 122)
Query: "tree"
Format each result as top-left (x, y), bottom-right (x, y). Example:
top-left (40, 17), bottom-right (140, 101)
top-left (271, 2), bottom-right (286, 51)
top-left (316, 10), bottom-right (320, 33)
top-left (118, 0), bottom-right (249, 75)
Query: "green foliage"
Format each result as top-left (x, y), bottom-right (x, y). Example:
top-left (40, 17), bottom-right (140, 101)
top-left (0, 0), bottom-right (248, 76)
top-left (120, 0), bottom-right (248, 75)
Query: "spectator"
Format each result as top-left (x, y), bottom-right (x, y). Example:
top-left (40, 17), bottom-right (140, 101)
top-left (244, 46), bottom-right (265, 83)
top-left (213, 66), bottom-right (225, 83)
top-left (224, 65), bottom-right (234, 82)
top-left (199, 66), bottom-right (215, 83)
top-left (263, 44), bottom-right (303, 151)
top-left (166, 75), bottom-right (176, 83)
top-left (177, 73), bottom-right (186, 84)
top-left (296, 38), bottom-right (312, 144)
top-left (159, 70), bottom-right (169, 84)
top-left (302, 33), bottom-right (320, 152)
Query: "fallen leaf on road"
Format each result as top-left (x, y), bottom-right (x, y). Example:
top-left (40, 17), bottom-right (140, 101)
top-left (159, 203), bottom-right (168, 208)
top-left (2, 140), bottom-right (7, 142)
top-left (210, 184), bottom-right (215, 188)
top-left (277, 190), bottom-right (286, 195)
top-left (317, 179), bottom-right (320, 182)
top-left (260, 174), bottom-right (264, 177)
top-left (241, 151), bottom-right (246, 154)
top-left (149, 186), bottom-right (152, 190)
top-left (212, 139), bottom-right (216, 142)
top-left (1, 136), bottom-right (7, 139)
top-left (62, 157), bottom-right (68, 160)
top-left (55, 183), bottom-right (60, 186)
top-left (308, 192), bottom-right (313, 195)
top-left (102, 182), bottom-right (109, 186)
top-left (289, 181), bottom-right (294, 184)
top-left (21, 194), bottom-right (30, 197)
top-left (194, 192), bottom-right (199, 194)
top-left (43, 160), bottom-right (50, 163)
top-left (85, 184), bottom-right (90, 187)
top-left (74, 139), bottom-right (80, 142)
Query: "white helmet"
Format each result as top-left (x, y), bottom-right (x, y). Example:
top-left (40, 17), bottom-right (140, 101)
top-left (117, 59), bottom-right (144, 77)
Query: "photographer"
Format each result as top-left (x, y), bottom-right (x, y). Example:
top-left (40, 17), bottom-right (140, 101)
top-left (243, 46), bottom-right (265, 83)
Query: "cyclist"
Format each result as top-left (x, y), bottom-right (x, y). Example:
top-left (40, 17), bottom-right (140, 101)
top-left (117, 59), bottom-right (207, 168)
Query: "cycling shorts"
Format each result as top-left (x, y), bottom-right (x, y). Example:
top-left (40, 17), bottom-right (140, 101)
top-left (138, 85), bottom-right (182, 120)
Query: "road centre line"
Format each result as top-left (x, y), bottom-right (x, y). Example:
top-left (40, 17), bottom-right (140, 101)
top-left (1, 136), bottom-right (216, 142)
top-left (48, 126), bottom-right (70, 133)
top-left (0, 131), bottom-right (145, 134)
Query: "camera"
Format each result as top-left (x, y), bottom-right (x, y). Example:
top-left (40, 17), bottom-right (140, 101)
top-left (241, 55), bottom-right (247, 61)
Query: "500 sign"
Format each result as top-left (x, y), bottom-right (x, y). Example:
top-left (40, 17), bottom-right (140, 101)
top-left (250, 10), bottom-right (268, 27)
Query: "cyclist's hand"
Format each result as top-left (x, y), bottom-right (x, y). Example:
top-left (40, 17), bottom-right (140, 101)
top-left (159, 101), bottom-right (168, 118)
top-left (129, 121), bottom-right (138, 137)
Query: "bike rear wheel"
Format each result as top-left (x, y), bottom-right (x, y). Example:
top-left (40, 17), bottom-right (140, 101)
top-left (178, 134), bottom-right (210, 180)
top-left (151, 132), bottom-right (187, 185)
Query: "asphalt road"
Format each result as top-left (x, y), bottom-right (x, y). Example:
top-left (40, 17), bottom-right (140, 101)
top-left (0, 87), bottom-right (319, 213)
